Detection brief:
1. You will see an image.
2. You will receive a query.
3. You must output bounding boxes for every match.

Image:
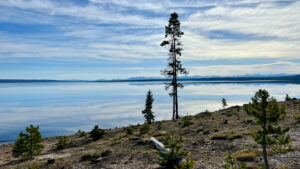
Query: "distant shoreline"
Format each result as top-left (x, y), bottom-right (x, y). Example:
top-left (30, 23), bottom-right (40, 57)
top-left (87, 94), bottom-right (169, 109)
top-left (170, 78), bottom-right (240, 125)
top-left (1, 75), bottom-right (300, 84)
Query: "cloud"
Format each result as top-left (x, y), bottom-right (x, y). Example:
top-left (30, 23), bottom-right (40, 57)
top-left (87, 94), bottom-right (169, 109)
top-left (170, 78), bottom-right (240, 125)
top-left (190, 61), bottom-right (300, 76)
top-left (182, 31), bottom-right (300, 60)
top-left (0, 0), bottom-right (299, 79)
top-left (0, 0), bottom-right (165, 26)
top-left (184, 1), bottom-right (300, 39)
top-left (89, 0), bottom-right (167, 13)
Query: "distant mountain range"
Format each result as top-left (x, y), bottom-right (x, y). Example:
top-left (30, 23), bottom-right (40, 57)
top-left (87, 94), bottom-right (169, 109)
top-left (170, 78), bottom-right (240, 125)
top-left (96, 74), bottom-right (300, 83)
top-left (1, 74), bottom-right (299, 83)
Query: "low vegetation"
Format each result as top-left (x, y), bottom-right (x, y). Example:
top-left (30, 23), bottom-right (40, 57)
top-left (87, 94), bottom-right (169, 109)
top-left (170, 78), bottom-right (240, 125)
top-left (211, 131), bottom-right (248, 140)
top-left (223, 151), bottom-right (246, 169)
top-left (140, 123), bottom-right (151, 134)
top-left (126, 125), bottom-right (134, 135)
top-left (182, 116), bottom-right (193, 127)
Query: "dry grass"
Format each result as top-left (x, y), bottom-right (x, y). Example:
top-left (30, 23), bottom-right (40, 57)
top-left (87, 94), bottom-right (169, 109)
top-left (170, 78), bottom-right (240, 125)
top-left (211, 131), bottom-right (248, 140)
top-left (234, 149), bottom-right (261, 161)
top-left (278, 164), bottom-right (291, 169)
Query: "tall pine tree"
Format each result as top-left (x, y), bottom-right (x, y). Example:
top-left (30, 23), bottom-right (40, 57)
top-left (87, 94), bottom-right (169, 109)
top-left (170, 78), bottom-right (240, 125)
top-left (161, 12), bottom-right (188, 120)
top-left (244, 89), bottom-right (289, 169)
top-left (142, 90), bottom-right (155, 124)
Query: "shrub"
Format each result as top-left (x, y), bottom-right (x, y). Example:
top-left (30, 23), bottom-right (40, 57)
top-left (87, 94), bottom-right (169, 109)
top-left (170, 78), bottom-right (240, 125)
top-left (203, 110), bottom-right (212, 116)
top-left (126, 125), bottom-right (134, 135)
top-left (140, 123), bottom-right (151, 134)
top-left (56, 135), bottom-right (68, 150)
top-left (90, 125), bottom-right (105, 141)
top-left (182, 116), bottom-right (193, 127)
top-left (27, 162), bottom-right (43, 169)
top-left (81, 153), bottom-right (101, 161)
top-left (77, 129), bottom-right (86, 137)
top-left (13, 124), bottom-right (43, 159)
top-left (157, 122), bottom-right (163, 130)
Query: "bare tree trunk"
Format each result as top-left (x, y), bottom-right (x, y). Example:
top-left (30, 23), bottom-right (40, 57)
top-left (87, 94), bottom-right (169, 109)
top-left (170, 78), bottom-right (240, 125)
top-left (262, 123), bottom-right (269, 169)
top-left (172, 31), bottom-right (179, 120)
top-left (262, 144), bottom-right (269, 169)
top-left (175, 84), bottom-right (178, 119)
top-left (262, 104), bottom-right (269, 169)
top-left (172, 86), bottom-right (175, 121)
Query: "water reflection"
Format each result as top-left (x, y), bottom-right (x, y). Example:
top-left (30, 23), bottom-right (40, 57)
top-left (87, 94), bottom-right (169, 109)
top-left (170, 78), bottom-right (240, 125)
top-left (0, 82), bottom-right (299, 142)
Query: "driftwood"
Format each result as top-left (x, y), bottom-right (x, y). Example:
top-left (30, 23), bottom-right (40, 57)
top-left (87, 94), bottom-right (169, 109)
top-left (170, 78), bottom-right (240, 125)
top-left (149, 137), bottom-right (169, 152)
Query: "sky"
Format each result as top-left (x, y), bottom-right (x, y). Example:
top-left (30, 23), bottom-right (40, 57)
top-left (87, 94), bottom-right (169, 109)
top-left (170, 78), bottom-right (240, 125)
top-left (0, 0), bottom-right (299, 80)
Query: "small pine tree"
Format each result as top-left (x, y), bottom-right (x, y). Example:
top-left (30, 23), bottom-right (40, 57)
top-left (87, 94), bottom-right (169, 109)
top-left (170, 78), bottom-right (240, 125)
top-left (142, 90), bottom-right (155, 124)
top-left (158, 134), bottom-right (188, 169)
top-left (126, 125), bottom-right (134, 135)
top-left (243, 89), bottom-right (289, 169)
top-left (13, 125), bottom-right (43, 159)
top-left (222, 98), bottom-right (227, 109)
top-left (285, 94), bottom-right (291, 101)
top-left (90, 125), bottom-right (105, 141)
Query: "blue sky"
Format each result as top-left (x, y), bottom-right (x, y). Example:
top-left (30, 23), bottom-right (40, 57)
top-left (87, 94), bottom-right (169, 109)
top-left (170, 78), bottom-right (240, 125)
top-left (0, 0), bottom-right (299, 80)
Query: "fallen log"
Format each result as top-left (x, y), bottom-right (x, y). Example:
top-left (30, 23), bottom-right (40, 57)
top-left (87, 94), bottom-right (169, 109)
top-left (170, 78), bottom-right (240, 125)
top-left (149, 137), bottom-right (169, 152)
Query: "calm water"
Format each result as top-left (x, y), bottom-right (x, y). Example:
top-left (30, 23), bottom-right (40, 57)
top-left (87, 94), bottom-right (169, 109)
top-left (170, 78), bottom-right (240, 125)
top-left (0, 82), bottom-right (299, 143)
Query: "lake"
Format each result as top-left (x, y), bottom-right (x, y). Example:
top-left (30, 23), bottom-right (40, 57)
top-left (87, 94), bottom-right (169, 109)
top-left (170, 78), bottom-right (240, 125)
top-left (0, 82), bottom-right (299, 143)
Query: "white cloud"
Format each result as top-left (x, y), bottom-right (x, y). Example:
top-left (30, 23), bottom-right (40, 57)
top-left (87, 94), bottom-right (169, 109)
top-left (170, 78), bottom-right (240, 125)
top-left (182, 31), bottom-right (300, 60)
top-left (190, 61), bottom-right (300, 76)
top-left (0, 0), bottom-right (299, 67)
top-left (184, 1), bottom-right (300, 39)
top-left (0, 0), bottom-right (165, 26)
top-left (89, 0), bottom-right (167, 13)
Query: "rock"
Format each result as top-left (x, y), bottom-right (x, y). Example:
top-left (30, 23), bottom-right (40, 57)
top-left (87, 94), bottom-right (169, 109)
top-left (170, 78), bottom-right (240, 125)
top-left (203, 130), bottom-right (210, 135)
top-left (226, 113), bottom-right (232, 117)
top-left (47, 159), bottom-right (55, 164)
top-left (197, 128), bottom-right (204, 133)
top-left (136, 140), bottom-right (145, 145)
top-left (129, 137), bottom-right (139, 141)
